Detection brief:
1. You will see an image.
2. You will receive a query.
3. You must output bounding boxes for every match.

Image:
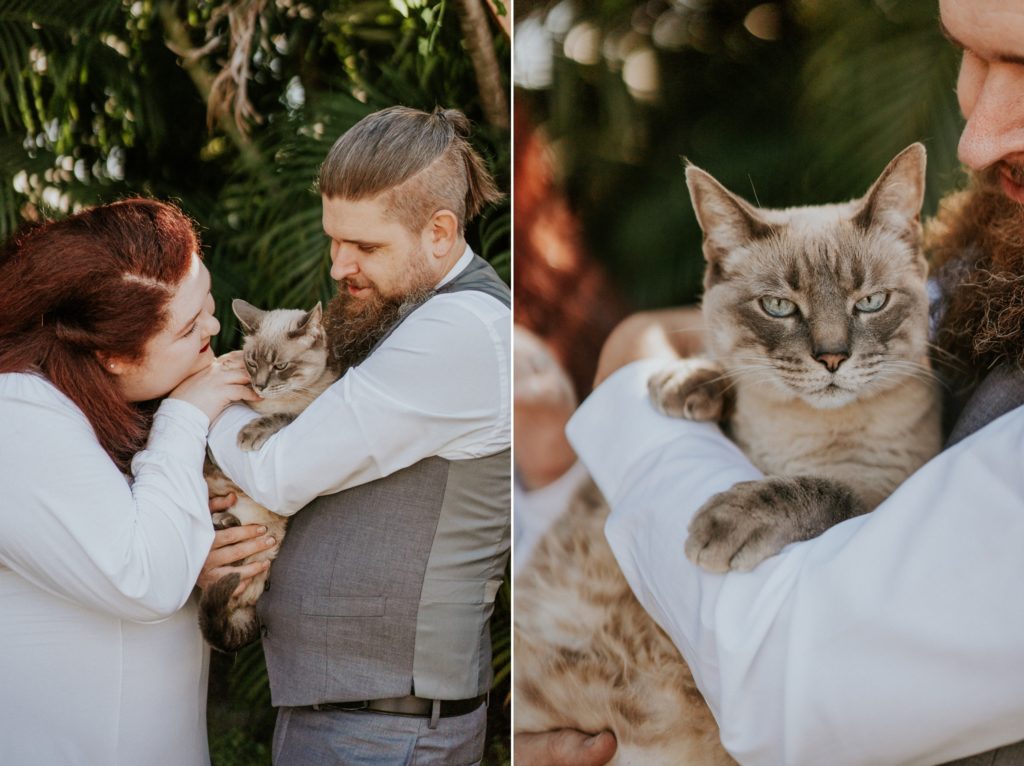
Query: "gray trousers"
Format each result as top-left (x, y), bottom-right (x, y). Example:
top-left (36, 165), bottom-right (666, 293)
top-left (271, 703), bottom-right (487, 766)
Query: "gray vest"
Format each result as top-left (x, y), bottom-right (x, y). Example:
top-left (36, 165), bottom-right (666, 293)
top-left (939, 364), bottom-right (1024, 765)
top-left (257, 254), bottom-right (511, 706)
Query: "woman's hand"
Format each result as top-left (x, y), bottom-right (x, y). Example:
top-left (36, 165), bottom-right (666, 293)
top-left (169, 350), bottom-right (260, 422)
top-left (198, 492), bottom-right (277, 595)
top-left (594, 307), bottom-right (706, 387)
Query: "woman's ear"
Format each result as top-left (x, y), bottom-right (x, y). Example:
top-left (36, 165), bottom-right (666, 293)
top-left (97, 353), bottom-right (126, 376)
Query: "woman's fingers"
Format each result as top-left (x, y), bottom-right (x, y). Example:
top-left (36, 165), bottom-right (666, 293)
top-left (229, 561), bottom-right (272, 596)
top-left (205, 527), bottom-right (276, 569)
top-left (212, 523), bottom-right (265, 548)
top-left (210, 535), bottom-right (277, 568)
top-left (197, 527), bottom-right (277, 591)
top-left (235, 384), bottom-right (263, 402)
top-left (208, 493), bottom-right (237, 513)
top-left (218, 349), bottom-right (245, 365)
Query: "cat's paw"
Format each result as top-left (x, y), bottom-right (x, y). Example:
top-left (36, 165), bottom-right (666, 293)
top-left (648, 359), bottom-right (729, 421)
top-left (237, 421), bottom-right (273, 451)
top-left (211, 511), bottom-right (241, 530)
top-left (684, 480), bottom-right (794, 572)
top-left (237, 414), bottom-right (294, 451)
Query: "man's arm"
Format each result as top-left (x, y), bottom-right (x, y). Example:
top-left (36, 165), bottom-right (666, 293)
top-left (568, 360), bottom-right (1024, 765)
top-left (208, 294), bottom-right (510, 513)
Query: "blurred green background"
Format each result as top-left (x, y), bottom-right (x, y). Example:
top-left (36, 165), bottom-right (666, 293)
top-left (0, 0), bottom-right (509, 763)
top-left (515, 0), bottom-right (963, 310)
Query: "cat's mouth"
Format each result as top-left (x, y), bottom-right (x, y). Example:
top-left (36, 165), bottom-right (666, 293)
top-left (800, 379), bottom-right (858, 409)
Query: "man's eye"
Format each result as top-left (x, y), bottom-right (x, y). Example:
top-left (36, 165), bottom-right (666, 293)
top-left (185, 323), bottom-right (198, 336)
top-left (359, 245), bottom-right (379, 254)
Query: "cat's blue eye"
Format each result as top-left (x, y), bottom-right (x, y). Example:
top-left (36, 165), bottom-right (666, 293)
top-left (759, 296), bottom-right (797, 318)
top-left (855, 292), bottom-right (888, 313)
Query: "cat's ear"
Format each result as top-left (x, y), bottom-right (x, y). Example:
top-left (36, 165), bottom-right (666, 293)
top-left (295, 302), bottom-right (323, 334)
top-left (232, 299), bottom-right (266, 334)
top-left (685, 164), bottom-right (776, 267)
top-left (853, 143), bottom-right (926, 243)
top-left (289, 302), bottom-right (323, 342)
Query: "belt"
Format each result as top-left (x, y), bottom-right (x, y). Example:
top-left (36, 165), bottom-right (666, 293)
top-left (310, 693), bottom-right (487, 720)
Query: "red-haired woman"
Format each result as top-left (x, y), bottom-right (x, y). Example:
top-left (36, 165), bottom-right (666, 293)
top-left (0, 199), bottom-right (273, 765)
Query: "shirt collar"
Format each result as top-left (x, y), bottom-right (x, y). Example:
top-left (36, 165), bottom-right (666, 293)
top-left (434, 244), bottom-right (474, 290)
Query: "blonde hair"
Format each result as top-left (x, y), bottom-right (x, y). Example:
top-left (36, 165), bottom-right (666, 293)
top-left (318, 106), bottom-right (503, 233)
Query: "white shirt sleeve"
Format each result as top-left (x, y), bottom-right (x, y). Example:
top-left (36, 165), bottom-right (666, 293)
top-left (207, 292), bottom-right (511, 514)
top-left (567, 360), bottom-right (1024, 766)
top-left (0, 375), bottom-right (215, 623)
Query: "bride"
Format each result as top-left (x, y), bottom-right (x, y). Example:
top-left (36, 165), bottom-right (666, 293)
top-left (0, 198), bottom-right (276, 765)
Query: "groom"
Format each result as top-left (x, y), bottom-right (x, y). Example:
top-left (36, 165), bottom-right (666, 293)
top-left (208, 105), bottom-right (511, 764)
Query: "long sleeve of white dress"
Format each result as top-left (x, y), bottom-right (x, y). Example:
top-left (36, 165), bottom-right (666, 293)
top-left (567, 360), bottom-right (1024, 766)
top-left (0, 372), bottom-right (214, 621)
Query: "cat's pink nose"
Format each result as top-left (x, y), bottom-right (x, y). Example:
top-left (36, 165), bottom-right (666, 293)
top-left (815, 352), bottom-right (848, 373)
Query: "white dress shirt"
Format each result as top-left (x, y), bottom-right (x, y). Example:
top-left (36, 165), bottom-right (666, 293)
top-left (0, 373), bottom-right (215, 766)
top-left (208, 246), bottom-right (511, 514)
top-left (567, 360), bottom-right (1024, 766)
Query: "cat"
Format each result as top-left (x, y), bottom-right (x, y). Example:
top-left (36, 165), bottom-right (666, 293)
top-left (514, 144), bottom-right (942, 764)
top-left (200, 298), bottom-right (339, 652)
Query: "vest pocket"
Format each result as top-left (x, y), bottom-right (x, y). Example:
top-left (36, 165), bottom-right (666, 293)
top-left (412, 578), bottom-right (502, 698)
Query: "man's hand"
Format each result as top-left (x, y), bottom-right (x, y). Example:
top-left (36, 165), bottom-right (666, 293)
top-left (198, 493), bottom-right (275, 595)
top-left (514, 730), bottom-right (617, 766)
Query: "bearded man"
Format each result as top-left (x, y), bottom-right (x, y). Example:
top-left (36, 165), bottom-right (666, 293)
top-left (517, 1), bottom-right (1024, 764)
top-left (208, 105), bottom-right (510, 765)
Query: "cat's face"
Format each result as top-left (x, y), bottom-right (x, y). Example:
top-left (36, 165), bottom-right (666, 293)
top-left (232, 300), bottom-right (329, 399)
top-left (691, 144), bottom-right (930, 409)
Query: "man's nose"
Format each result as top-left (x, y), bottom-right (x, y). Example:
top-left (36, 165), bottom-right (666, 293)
top-left (330, 248), bottom-right (359, 281)
top-left (958, 66), bottom-right (1024, 171)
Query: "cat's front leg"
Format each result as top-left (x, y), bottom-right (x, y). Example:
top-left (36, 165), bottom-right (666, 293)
top-left (237, 413), bottom-right (296, 451)
top-left (648, 359), bottom-right (731, 421)
top-left (685, 476), bottom-right (866, 572)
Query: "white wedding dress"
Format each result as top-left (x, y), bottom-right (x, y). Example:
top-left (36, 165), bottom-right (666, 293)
top-left (0, 373), bottom-right (215, 766)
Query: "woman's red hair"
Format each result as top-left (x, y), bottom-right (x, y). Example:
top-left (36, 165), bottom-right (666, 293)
top-left (0, 198), bottom-right (200, 472)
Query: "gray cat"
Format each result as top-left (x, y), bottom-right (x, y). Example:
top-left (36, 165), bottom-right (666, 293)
top-left (200, 299), bottom-right (338, 652)
top-left (515, 144), bottom-right (941, 764)
top-left (650, 142), bottom-right (941, 572)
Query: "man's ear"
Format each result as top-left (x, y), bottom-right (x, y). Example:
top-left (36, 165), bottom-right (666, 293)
top-left (426, 209), bottom-right (460, 258)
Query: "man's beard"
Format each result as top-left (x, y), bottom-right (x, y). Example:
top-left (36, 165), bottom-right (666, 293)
top-left (930, 166), bottom-right (1024, 383)
top-left (323, 278), bottom-right (436, 374)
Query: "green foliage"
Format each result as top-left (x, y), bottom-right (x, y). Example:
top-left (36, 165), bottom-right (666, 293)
top-left (208, 726), bottom-right (271, 766)
top-left (0, 0), bottom-right (509, 762)
top-left (524, 0), bottom-right (962, 309)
